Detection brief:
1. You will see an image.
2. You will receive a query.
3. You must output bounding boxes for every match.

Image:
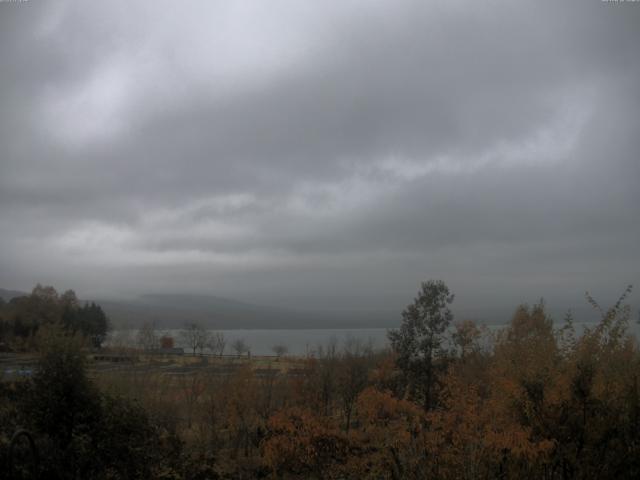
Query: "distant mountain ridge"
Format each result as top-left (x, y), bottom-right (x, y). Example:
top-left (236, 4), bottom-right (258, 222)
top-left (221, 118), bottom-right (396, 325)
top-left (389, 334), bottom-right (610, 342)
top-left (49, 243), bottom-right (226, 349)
top-left (0, 287), bottom-right (610, 330)
top-left (95, 293), bottom-right (397, 330)
top-left (0, 287), bottom-right (396, 329)
top-left (0, 288), bottom-right (27, 301)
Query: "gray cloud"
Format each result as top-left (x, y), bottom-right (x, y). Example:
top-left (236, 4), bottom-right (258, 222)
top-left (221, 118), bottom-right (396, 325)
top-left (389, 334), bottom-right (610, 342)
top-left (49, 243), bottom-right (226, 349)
top-left (0, 0), bottom-right (638, 320)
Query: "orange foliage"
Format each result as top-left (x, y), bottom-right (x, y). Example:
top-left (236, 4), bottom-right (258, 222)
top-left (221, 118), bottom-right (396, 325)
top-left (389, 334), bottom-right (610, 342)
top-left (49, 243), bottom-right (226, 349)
top-left (89, 290), bottom-right (640, 479)
top-left (426, 369), bottom-right (554, 480)
top-left (262, 407), bottom-right (348, 478)
top-left (349, 387), bottom-right (426, 479)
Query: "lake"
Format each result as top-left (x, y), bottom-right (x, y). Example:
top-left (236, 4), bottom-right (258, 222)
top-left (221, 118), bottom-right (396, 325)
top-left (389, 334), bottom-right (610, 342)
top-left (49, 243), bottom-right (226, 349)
top-left (109, 328), bottom-right (391, 356)
top-left (107, 319), bottom-right (628, 356)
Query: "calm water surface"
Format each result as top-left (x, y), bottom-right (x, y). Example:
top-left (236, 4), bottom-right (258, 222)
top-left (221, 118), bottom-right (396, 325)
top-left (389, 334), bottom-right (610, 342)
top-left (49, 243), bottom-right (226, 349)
top-left (107, 319), bottom-right (628, 356)
top-left (111, 328), bottom-right (390, 356)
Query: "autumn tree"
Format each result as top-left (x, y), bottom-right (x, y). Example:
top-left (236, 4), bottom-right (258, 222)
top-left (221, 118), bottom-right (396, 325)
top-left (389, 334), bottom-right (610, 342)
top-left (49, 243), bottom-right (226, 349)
top-left (352, 386), bottom-right (426, 478)
top-left (452, 319), bottom-right (483, 360)
top-left (262, 407), bottom-right (347, 478)
top-left (226, 366), bottom-right (260, 459)
top-left (5, 285), bottom-right (62, 342)
top-left (179, 372), bottom-right (205, 428)
top-left (198, 370), bottom-right (228, 455)
top-left (207, 331), bottom-right (226, 356)
top-left (549, 286), bottom-right (640, 479)
top-left (272, 344), bottom-right (288, 357)
top-left (315, 339), bottom-right (340, 417)
top-left (2, 286), bottom-right (109, 348)
top-left (388, 280), bottom-right (454, 410)
top-left (17, 324), bottom-right (181, 478)
top-left (492, 302), bottom-right (558, 411)
top-left (232, 338), bottom-right (249, 357)
top-left (137, 321), bottom-right (159, 351)
top-left (337, 339), bottom-right (370, 432)
top-left (180, 321), bottom-right (208, 355)
top-left (25, 325), bottom-right (99, 451)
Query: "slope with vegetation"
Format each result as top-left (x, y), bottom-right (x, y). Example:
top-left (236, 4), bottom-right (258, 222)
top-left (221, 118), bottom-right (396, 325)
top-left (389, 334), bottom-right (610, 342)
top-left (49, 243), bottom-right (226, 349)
top-left (1, 281), bottom-right (639, 479)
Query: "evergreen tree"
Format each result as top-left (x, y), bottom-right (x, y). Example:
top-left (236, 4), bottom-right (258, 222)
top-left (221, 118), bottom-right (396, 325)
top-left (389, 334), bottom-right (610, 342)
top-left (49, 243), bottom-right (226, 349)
top-left (388, 280), bottom-right (454, 410)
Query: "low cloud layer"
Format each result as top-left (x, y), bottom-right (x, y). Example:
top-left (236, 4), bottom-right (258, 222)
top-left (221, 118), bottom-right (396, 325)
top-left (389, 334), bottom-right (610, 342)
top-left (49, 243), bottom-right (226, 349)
top-left (1, 1), bottom-right (638, 319)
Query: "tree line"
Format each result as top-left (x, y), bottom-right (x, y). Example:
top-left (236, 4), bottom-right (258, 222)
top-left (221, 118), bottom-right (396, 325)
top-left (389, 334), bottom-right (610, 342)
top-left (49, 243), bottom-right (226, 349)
top-left (135, 321), bottom-right (252, 357)
top-left (0, 285), bottom-right (109, 350)
top-left (135, 321), bottom-right (288, 358)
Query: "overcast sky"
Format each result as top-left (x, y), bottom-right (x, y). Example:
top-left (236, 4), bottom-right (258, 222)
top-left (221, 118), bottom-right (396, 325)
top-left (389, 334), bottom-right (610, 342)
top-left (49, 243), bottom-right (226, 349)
top-left (0, 0), bottom-right (638, 319)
